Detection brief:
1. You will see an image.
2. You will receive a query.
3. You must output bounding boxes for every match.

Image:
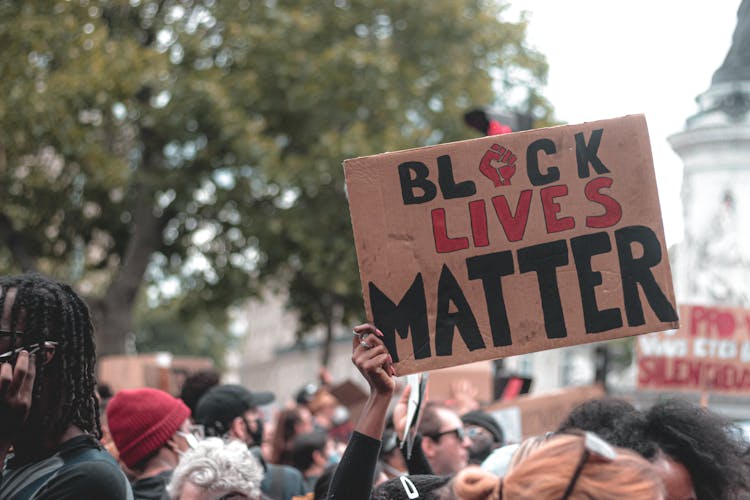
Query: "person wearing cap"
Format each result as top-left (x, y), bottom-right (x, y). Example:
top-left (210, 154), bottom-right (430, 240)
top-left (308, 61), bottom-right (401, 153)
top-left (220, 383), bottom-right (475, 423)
top-left (107, 387), bottom-right (198, 500)
top-left (194, 384), bottom-right (306, 500)
top-left (461, 410), bottom-right (505, 465)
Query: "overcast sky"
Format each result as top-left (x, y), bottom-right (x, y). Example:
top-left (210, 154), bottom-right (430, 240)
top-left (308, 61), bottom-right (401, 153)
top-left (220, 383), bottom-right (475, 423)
top-left (506, 0), bottom-right (741, 245)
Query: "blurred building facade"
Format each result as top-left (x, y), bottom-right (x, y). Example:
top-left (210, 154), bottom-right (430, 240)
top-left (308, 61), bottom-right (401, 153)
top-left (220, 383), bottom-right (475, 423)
top-left (236, 289), bottom-right (361, 404)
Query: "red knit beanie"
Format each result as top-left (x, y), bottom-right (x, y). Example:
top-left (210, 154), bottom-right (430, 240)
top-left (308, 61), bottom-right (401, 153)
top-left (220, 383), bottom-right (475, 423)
top-left (106, 387), bottom-right (191, 469)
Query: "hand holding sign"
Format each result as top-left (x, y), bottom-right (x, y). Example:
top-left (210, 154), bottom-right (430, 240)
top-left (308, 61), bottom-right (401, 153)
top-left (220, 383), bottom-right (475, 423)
top-left (352, 323), bottom-right (396, 395)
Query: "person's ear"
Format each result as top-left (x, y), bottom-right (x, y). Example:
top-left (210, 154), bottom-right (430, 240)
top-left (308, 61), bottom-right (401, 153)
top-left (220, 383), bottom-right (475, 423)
top-left (230, 416), bottom-right (246, 440)
top-left (421, 436), bottom-right (436, 459)
top-left (312, 449), bottom-right (326, 467)
top-left (165, 435), bottom-right (180, 454)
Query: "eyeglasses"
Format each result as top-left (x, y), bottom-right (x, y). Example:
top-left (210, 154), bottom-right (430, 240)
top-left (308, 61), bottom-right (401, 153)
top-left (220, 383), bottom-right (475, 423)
top-left (560, 431), bottom-right (616, 500)
top-left (426, 427), bottom-right (466, 442)
top-left (0, 341), bottom-right (58, 364)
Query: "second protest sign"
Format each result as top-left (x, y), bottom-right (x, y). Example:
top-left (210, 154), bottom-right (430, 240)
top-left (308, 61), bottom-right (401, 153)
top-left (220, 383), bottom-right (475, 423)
top-left (344, 114), bottom-right (679, 375)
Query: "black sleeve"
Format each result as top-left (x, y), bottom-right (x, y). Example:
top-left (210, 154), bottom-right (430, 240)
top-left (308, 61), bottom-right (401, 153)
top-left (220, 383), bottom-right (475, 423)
top-left (33, 459), bottom-right (132, 500)
top-left (402, 434), bottom-right (433, 476)
top-left (327, 431), bottom-right (381, 500)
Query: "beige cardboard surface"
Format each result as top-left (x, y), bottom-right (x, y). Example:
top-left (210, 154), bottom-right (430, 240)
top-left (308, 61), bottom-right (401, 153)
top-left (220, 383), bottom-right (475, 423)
top-left (345, 115), bottom-right (678, 375)
top-left (329, 379), bottom-right (369, 422)
top-left (425, 360), bottom-right (494, 403)
top-left (637, 304), bottom-right (750, 393)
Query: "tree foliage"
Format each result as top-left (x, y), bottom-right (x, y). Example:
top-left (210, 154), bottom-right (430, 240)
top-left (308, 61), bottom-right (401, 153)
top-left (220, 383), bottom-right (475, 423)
top-left (0, 0), bottom-right (552, 359)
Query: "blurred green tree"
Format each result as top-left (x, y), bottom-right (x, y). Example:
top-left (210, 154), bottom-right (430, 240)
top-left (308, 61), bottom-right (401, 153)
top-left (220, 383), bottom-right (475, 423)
top-left (0, 0), bottom-right (553, 360)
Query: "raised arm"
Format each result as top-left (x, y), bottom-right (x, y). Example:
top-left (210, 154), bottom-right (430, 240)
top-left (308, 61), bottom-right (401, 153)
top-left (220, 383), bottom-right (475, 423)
top-left (327, 324), bottom-right (395, 500)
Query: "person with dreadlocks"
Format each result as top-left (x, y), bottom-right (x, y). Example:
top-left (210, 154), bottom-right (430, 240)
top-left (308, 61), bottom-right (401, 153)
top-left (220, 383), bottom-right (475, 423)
top-left (0, 273), bottom-right (132, 499)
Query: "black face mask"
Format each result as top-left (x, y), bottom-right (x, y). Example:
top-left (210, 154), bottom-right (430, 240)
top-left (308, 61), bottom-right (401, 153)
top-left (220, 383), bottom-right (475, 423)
top-left (243, 416), bottom-right (264, 447)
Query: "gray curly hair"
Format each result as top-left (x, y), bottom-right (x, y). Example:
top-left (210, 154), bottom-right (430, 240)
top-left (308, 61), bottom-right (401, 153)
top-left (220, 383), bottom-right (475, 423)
top-left (167, 437), bottom-right (264, 499)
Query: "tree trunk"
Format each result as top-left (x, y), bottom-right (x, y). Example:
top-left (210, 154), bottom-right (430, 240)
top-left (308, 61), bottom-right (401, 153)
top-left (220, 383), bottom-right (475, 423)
top-left (91, 185), bottom-right (164, 356)
top-left (320, 302), bottom-right (334, 368)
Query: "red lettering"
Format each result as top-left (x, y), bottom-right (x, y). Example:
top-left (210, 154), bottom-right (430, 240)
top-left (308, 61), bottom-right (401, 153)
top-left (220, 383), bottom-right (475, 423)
top-left (469, 200), bottom-right (489, 247)
top-left (673, 359), bottom-right (702, 387)
top-left (584, 177), bottom-right (622, 228)
top-left (638, 357), bottom-right (662, 385)
top-left (690, 306), bottom-right (709, 336)
top-left (540, 185), bottom-right (575, 233)
top-left (640, 355), bottom-right (750, 391)
top-left (717, 312), bottom-right (735, 338)
top-left (431, 208), bottom-right (469, 253)
top-left (491, 190), bottom-right (532, 242)
top-left (689, 305), bottom-right (735, 338)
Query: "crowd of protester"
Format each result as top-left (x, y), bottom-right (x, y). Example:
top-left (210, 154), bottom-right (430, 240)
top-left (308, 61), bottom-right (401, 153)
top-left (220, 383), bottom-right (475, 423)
top-left (1, 273), bottom-right (750, 499)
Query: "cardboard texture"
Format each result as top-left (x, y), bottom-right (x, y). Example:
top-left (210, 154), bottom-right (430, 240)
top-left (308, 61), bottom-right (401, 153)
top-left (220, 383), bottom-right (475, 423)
top-left (344, 115), bottom-right (679, 375)
top-left (637, 304), bottom-right (750, 393)
top-left (485, 385), bottom-right (606, 440)
top-left (329, 380), bottom-right (369, 422)
top-left (425, 361), bottom-right (494, 403)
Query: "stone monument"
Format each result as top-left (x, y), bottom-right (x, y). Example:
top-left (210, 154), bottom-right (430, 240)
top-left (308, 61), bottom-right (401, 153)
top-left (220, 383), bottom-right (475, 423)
top-left (669, 0), bottom-right (750, 306)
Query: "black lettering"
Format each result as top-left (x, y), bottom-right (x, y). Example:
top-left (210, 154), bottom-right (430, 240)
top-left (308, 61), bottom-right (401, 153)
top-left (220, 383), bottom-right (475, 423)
top-left (370, 275), bottom-right (430, 362)
top-left (526, 138), bottom-right (559, 186)
top-left (518, 240), bottom-right (569, 338)
top-left (571, 232), bottom-right (623, 333)
top-left (467, 251), bottom-right (515, 347)
top-left (438, 154), bottom-right (476, 199)
top-left (398, 161), bottom-right (437, 205)
top-left (615, 225), bottom-right (678, 326)
top-left (575, 129), bottom-right (609, 178)
top-left (436, 265), bottom-right (485, 356)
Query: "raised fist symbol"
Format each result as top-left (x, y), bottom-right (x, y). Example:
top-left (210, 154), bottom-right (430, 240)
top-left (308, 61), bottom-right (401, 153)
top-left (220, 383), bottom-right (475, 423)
top-left (479, 144), bottom-right (516, 186)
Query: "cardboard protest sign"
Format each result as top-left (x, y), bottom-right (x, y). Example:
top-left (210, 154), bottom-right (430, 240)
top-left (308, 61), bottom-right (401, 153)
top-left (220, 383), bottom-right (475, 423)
top-left (426, 361), bottom-right (494, 403)
top-left (638, 304), bottom-right (750, 393)
top-left (344, 115), bottom-right (678, 375)
top-left (485, 385), bottom-right (606, 440)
